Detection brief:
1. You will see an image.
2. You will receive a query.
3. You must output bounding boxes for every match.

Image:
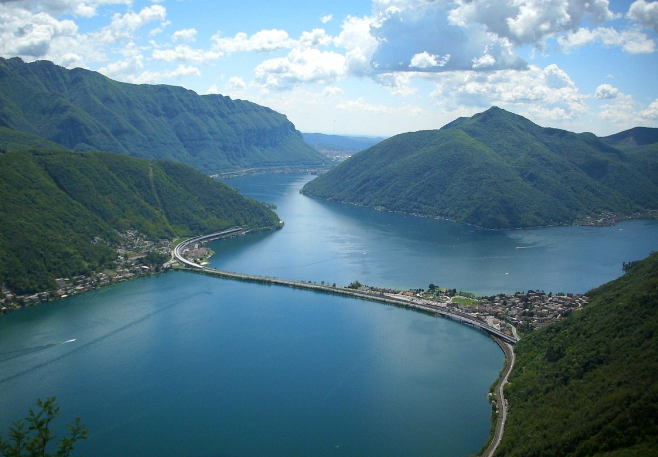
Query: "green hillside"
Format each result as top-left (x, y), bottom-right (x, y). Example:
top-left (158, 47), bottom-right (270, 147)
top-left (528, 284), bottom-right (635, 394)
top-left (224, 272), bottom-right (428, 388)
top-left (497, 251), bottom-right (658, 457)
top-left (0, 143), bottom-right (280, 294)
top-left (302, 107), bottom-right (658, 229)
top-left (602, 126), bottom-right (658, 147)
top-left (601, 127), bottom-right (658, 188)
top-left (0, 57), bottom-right (327, 174)
top-left (0, 126), bottom-right (68, 152)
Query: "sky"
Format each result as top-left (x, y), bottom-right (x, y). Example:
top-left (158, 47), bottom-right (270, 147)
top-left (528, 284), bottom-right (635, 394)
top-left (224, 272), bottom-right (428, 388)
top-left (1, 0), bottom-right (657, 137)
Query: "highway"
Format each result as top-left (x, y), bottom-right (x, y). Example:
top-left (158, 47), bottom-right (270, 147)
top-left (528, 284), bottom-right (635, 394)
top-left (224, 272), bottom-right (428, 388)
top-left (172, 229), bottom-right (519, 345)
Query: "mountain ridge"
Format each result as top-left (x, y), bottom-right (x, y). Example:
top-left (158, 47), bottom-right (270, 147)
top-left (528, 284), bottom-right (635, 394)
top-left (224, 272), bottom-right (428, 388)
top-left (0, 132), bottom-right (280, 294)
top-left (498, 250), bottom-right (658, 456)
top-left (0, 57), bottom-right (327, 174)
top-left (302, 107), bottom-right (658, 229)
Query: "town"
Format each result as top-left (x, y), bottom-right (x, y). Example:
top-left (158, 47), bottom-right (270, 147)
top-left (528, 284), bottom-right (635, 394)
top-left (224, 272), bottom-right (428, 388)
top-left (356, 284), bottom-right (588, 337)
top-left (1, 230), bottom-right (589, 339)
top-left (0, 230), bottom-right (171, 313)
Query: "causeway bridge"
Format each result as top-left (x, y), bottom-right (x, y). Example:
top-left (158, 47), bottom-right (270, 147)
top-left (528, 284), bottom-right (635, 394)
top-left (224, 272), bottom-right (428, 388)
top-left (173, 228), bottom-right (519, 345)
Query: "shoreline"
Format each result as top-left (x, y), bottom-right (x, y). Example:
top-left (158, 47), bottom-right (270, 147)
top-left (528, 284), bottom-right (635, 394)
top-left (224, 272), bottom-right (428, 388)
top-left (173, 230), bottom-right (519, 455)
top-left (299, 192), bottom-right (658, 231)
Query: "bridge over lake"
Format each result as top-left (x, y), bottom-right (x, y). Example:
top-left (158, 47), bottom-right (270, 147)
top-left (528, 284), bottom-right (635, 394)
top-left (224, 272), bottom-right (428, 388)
top-left (173, 228), bottom-right (519, 345)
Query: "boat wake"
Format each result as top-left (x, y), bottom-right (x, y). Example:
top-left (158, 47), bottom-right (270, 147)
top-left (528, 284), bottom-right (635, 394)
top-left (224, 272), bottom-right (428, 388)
top-left (0, 338), bottom-right (76, 363)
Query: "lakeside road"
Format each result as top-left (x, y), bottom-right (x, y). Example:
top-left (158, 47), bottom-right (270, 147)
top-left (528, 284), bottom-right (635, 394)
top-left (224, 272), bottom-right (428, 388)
top-left (173, 229), bottom-right (519, 455)
top-left (481, 339), bottom-right (515, 457)
top-left (172, 231), bottom-right (518, 345)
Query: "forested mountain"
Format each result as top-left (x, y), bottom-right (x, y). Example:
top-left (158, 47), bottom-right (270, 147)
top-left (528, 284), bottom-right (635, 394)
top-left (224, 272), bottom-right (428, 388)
top-left (601, 127), bottom-right (658, 187)
top-left (0, 57), bottom-right (327, 174)
top-left (302, 107), bottom-right (658, 229)
top-left (498, 251), bottom-right (658, 457)
top-left (602, 126), bottom-right (658, 147)
top-left (0, 136), bottom-right (280, 294)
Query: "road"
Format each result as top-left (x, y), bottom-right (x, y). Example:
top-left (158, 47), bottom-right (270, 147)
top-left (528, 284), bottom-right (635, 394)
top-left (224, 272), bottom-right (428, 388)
top-left (172, 229), bottom-right (519, 345)
top-left (173, 228), bottom-right (519, 454)
top-left (480, 339), bottom-right (515, 457)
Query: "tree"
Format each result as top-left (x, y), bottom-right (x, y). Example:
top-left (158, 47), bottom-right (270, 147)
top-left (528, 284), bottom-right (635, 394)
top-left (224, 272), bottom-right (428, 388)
top-left (348, 280), bottom-right (362, 289)
top-left (0, 398), bottom-right (87, 457)
top-left (428, 283), bottom-right (436, 291)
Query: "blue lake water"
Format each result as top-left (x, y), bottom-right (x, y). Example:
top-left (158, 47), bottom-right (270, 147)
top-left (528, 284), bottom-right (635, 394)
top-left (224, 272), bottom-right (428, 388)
top-left (1, 173), bottom-right (657, 457)
top-left (218, 173), bottom-right (658, 295)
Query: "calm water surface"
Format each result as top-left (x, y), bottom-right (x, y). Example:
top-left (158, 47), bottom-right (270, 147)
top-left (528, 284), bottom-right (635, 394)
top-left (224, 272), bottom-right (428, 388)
top-left (1, 173), bottom-right (657, 457)
top-left (219, 173), bottom-right (658, 295)
top-left (0, 274), bottom-right (500, 457)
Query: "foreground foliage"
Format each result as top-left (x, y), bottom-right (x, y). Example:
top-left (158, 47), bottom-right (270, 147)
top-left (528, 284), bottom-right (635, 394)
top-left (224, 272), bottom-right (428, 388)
top-left (0, 398), bottom-right (87, 457)
top-left (497, 252), bottom-right (658, 457)
top-left (302, 107), bottom-right (658, 229)
top-left (0, 141), bottom-right (280, 294)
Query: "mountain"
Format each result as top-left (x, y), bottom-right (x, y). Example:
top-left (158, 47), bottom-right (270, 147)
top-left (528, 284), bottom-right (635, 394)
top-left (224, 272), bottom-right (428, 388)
top-left (0, 126), bottom-right (68, 152)
top-left (0, 57), bottom-right (327, 174)
top-left (0, 137), bottom-right (280, 294)
top-left (601, 127), bottom-right (658, 188)
top-left (303, 133), bottom-right (385, 162)
top-left (303, 133), bottom-right (384, 151)
top-left (302, 107), bottom-right (658, 229)
top-left (602, 126), bottom-right (658, 147)
top-left (497, 251), bottom-right (658, 457)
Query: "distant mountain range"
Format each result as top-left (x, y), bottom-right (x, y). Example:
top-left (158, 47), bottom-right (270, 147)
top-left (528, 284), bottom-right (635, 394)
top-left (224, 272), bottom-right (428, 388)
top-left (0, 129), bottom-right (280, 294)
top-left (498, 250), bottom-right (658, 456)
top-left (302, 107), bottom-right (658, 229)
top-left (303, 133), bottom-right (384, 152)
top-left (0, 57), bottom-right (327, 174)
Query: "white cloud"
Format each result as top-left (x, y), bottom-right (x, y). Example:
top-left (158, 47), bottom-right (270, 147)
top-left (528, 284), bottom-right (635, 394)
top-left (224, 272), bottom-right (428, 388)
top-left (597, 93), bottom-right (658, 128)
top-left (212, 29), bottom-right (294, 54)
top-left (149, 20), bottom-right (170, 36)
top-left (336, 97), bottom-right (424, 119)
top-left (370, 5), bottom-right (526, 73)
top-left (254, 47), bottom-right (346, 90)
top-left (95, 5), bottom-right (167, 44)
top-left (375, 72), bottom-right (417, 96)
top-left (299, 28), bottom-right (332, 48)
top-left (225, 76), bottom-right (247, 92)
top-left (128, 64), bottom-right (201, 84)
top-left (152, 45), bottom-right (222, 64)
top-left (206, 83), bottom-right (219, 95)
top-left (0, 8), bottom-right (78, 58)
top-left (333, 15), bottom-right (379, 75)
top-left (323, 86), bottom-right (343, 97)
top-left (542, 64), bottom-right (575, 89)
top-left (337, 97), bottom-right (391, 114)
top-left (595, 83), bottom-right (618, 99)
top-left (99, 54), bottom-right (143, 78)
top-left (320, 14), bottom-right (333, 24)
top-left (448, 0), bottom-right (613, 46)
top-left (172, 28), bottom-right (197, 42)
top-left (558, 27), bottom-right (655, 53)
top-left (640, 99), bottom-right (658, 120)
top-left (471, 53), bottom-right (496, 69)
top-left (410, 51), bottom-right (450, 69)
top-left (4, 0), bottom-right (132, 18)
top-left (430, 64), bottom-right (587, 122)
top-left (628, 0), bottom-right (658, 32)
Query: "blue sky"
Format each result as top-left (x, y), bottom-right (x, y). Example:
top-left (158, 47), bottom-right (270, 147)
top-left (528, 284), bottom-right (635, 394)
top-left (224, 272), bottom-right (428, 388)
top-left (1, 0), bottom-right (657, 137)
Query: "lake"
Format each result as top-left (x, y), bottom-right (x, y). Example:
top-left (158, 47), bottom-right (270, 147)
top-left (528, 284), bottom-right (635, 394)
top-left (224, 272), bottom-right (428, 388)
top-left (217, 173), bottom-right (658, 295)
top-left (1, 173), bottom-right (657, 457)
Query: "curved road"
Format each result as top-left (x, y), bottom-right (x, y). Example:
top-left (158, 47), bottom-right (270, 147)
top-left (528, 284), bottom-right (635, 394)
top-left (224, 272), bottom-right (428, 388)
top-left (481, 339), bottom-right (515, 457)
top-left (173, 230), bottom-right (518, 344)
top-left (172, 228), bottom-right (518, 456)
